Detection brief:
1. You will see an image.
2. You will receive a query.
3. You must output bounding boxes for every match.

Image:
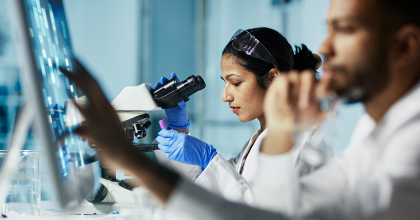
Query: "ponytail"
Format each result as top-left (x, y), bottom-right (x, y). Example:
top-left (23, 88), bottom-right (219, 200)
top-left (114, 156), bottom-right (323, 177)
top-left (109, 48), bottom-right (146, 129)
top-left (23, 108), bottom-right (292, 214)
top-left (293, 44), bottom-right (322, 79)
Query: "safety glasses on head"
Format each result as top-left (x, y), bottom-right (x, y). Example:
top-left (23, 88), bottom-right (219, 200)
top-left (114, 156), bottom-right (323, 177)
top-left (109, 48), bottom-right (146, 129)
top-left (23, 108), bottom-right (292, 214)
top-left (229, 29), bottom-right (280, 70)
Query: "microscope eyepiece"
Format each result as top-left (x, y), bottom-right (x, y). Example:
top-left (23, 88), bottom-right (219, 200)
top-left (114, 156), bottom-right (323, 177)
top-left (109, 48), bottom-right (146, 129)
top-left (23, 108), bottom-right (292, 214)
top-left (151, 75), bottom-right (206, 109)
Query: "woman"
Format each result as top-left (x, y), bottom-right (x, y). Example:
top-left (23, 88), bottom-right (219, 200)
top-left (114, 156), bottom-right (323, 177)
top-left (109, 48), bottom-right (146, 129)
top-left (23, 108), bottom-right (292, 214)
top-left (154, 27), bottom-right (325, 204)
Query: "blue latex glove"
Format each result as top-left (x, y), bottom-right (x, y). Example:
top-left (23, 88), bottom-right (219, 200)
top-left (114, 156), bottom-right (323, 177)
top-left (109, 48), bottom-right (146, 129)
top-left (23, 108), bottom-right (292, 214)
top-left (156, 129), bottom-right (217, 169)
top-left (154, 72), bottom-right (189, 129)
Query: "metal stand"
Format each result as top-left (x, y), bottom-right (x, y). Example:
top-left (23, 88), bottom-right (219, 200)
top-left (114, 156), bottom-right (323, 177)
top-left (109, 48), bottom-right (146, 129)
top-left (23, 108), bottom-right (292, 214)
top-left (0, 101), bottom-right (35, 214)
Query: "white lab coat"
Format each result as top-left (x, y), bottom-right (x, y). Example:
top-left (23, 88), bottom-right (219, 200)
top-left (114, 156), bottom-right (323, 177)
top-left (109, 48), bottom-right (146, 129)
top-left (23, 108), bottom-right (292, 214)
top-left (154, 150), bottom-right (202, 181)
top-left (192, 129), bottom-right (267, 204)
top-left (154, 130), bottom-right (268, 204)
top-left (165, 80), bottom-right (420, 220)
top-left (158, 127), bottom-right (330, 205)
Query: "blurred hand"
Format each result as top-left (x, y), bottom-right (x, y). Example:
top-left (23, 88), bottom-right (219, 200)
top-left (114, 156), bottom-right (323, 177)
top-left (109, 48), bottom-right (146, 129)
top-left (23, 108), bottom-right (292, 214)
top-left (265, 70), bottom-right (327, 131)
top-left (262, 70), bottom-right (329, 154)
top-left (59, 60), bottom-right (135, 169)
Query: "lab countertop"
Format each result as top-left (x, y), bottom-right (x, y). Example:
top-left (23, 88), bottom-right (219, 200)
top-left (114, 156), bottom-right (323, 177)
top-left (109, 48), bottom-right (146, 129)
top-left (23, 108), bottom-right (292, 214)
top-left (2, 201), bottom-right (162, 220)
top-left (40, 201), bottom-right (135, 215)
top-left (2, 213), bottom-right (121, 220)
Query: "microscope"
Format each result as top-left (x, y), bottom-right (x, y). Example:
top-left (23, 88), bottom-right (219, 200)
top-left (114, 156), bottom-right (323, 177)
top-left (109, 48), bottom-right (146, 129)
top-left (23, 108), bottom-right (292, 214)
top-left (84, 75), bottom-right (206, 204)
top-left (113, 74), bottom-right (205, 143)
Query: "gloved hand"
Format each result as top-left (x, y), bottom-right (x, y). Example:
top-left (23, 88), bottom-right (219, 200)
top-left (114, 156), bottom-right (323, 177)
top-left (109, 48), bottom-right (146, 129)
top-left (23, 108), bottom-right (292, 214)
top-left (156, 129), bottom-right (217, 169)
top-left (154, 72), bottom-right (189, 129)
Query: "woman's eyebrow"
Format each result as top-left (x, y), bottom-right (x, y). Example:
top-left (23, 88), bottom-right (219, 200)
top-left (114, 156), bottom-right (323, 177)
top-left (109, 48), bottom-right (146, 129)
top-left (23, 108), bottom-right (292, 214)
top-left (223, 74), bottom-right (241, 80)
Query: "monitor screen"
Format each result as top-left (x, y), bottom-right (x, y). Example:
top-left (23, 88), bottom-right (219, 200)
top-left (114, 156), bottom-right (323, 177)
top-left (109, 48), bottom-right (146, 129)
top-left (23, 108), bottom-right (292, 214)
top-left (22, 0), bottom-right (101, 207)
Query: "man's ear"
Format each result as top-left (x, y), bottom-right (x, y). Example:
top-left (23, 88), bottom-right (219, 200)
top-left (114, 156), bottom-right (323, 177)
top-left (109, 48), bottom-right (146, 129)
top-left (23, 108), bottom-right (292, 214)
top-left (267, 68), bottom-right (281, 85)
top-left (393, 24), bottom-right (420, 69)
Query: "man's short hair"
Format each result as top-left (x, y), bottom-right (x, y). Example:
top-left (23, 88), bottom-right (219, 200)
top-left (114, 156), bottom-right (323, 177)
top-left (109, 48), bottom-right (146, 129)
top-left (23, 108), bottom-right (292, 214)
top-left (379, 0), bottom-right (420, 28)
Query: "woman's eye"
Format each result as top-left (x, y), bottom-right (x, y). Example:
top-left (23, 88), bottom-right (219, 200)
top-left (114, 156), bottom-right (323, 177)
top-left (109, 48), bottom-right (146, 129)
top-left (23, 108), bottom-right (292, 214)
top-left (233, 82), bottom-right (242, 87)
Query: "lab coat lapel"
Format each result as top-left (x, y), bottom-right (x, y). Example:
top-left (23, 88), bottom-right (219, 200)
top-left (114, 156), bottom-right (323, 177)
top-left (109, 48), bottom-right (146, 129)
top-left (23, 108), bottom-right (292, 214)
top-left (241, 129), bottom-right (269, 182)
top-left (235, 129), bottom-right (261, 172)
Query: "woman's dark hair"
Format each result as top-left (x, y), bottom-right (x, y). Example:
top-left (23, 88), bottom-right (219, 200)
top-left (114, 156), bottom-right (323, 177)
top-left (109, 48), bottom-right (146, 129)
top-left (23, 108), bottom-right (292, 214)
top-left (222, 27), bottom-right (321, 89)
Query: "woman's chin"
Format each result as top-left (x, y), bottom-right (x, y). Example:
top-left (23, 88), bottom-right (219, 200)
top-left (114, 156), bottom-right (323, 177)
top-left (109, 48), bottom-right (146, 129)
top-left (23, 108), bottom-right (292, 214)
top-left (237, 115), bottom-right (253, 123)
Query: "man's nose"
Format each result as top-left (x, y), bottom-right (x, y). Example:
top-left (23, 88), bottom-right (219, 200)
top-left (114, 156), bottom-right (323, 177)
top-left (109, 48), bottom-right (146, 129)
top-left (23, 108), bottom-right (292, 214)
top-left (319, 32), bottom-right (334, 58)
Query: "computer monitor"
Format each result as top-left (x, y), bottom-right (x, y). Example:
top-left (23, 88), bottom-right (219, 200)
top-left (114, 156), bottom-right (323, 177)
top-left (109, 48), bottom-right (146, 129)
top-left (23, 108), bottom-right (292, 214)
top-left (8, 0), bottom-right (101, 211)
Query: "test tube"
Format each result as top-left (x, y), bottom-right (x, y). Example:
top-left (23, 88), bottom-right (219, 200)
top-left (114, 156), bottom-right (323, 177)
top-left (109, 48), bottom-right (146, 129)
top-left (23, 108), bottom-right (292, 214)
top-left (159, 119), bottom-right (168, 129)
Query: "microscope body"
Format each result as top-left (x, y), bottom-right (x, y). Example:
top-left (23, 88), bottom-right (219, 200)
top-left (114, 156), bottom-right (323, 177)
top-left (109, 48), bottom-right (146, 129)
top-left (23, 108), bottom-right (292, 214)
top-left (80, 75), bottom-right (205, 204)
top-left (111, 83), bottom-right (160, 141)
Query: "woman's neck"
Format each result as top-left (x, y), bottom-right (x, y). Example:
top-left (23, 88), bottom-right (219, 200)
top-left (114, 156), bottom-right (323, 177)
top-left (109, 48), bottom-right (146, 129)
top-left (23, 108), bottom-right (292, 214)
top-left (258, 114), bottom-right (266, 131)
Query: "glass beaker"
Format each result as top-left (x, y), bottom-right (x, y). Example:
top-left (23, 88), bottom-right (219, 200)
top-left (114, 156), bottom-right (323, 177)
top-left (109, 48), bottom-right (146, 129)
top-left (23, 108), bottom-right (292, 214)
top-left (0, 150), bottom-right (41, 216)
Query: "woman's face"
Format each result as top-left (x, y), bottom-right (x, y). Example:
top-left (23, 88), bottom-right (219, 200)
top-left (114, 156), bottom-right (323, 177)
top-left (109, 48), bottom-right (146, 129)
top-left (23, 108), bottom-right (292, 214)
top-left (221, 54), bottom-right (266, 123)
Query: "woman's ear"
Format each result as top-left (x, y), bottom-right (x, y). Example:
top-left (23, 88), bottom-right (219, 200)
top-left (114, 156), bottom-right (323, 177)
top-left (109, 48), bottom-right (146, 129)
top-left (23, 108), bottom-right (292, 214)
top-left (267, 68), bottom-right (281, 85)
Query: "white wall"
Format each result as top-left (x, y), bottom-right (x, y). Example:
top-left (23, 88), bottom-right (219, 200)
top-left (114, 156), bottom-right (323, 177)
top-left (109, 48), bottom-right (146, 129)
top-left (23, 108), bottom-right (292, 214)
top-left (203, 0), bottom-right (364, 158)
top-left (38, 0), bottom-right (362, 158)
top-left (282, 0), bottom-right (331, 53)
top-left (203, 0), bottom-right (284, 159)
top-left (63, 0), bottom-right (141, 101)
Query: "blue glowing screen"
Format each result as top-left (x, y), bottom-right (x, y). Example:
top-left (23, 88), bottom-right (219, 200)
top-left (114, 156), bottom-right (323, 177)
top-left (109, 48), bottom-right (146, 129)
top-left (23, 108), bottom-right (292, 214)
top-left (23, 0), bottom-right (100, 183)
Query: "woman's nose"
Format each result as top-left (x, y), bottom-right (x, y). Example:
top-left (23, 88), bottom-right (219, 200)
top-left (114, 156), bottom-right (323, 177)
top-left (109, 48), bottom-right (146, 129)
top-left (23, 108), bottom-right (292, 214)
top-left (222, 86), bottom-right (233, 102)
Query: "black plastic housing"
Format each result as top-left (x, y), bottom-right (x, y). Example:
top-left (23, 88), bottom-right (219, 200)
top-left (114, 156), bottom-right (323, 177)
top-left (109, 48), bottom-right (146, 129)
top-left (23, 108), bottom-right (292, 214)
top-left (151, 75), bottom-right (206, 109)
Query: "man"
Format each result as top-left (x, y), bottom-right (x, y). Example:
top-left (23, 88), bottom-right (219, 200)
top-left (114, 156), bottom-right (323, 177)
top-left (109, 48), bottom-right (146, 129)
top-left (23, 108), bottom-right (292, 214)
top-left (61, 0), bottom-right (420, 219)
top-left (251, 0), bottom-right (420, 219)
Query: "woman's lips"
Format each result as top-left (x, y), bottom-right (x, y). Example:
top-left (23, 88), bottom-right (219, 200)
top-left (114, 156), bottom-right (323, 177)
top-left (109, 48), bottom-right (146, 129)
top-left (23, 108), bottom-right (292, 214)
top-left (231, 107), bottom-right (240, 113)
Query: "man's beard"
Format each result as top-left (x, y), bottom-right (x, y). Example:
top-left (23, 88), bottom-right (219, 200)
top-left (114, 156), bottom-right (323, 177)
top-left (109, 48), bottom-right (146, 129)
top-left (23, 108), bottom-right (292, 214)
top-left (323, 46), bottom-right (391, 103)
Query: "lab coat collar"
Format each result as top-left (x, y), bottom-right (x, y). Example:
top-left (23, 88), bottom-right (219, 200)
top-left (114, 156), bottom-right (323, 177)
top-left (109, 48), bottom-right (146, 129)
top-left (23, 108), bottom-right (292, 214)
top-left (240, 128), bottom-right (269, 181)
top-left (370, 79), bottom-right (420, 140)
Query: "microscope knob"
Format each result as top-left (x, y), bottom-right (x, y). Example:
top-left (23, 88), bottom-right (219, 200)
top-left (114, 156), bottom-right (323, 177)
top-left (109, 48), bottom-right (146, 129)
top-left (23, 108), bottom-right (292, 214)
top-left (86, 183), bottom-right (107, 203)
top-left (144, 120), bottom-right (152, 129)
top-left (118, 181), bottom-right (133, 190)
top-left (133, 123), bottom-right (147, 139)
